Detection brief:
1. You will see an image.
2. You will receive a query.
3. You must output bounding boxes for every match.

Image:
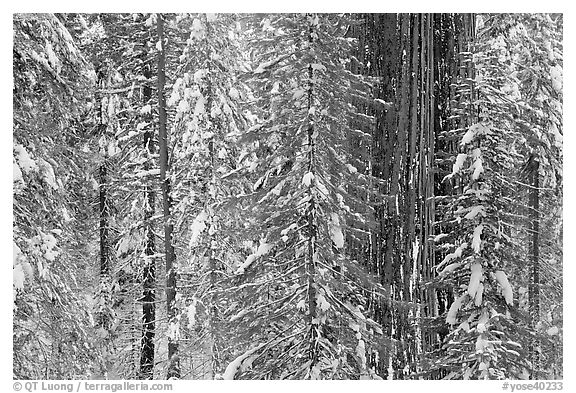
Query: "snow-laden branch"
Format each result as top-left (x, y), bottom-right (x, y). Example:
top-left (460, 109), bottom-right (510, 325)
top-left (222, 343), bottom-right (266, 380)
top-left (234, 241), bottom-right (272, 275)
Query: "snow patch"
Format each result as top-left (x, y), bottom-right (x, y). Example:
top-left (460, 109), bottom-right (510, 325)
top-left (464, 205), bottom-right (485, 220)
top-left (235, 240), bottom-right (271, 274)
top-left (191, 18), bottom-right (205, 40)
top-left (356, 339), bottom-right (366, 370)
top-left (302, 171), bottom-right (314, 187)
top-left (551, 122), bottom-right (562, 148)
top-left (467, 262), bottom-right (483, 298)
top-left (145, 14), bottom-right (156, 27)
top-left (346, 163), bottom-right (358, 174)
top-left (550, 65), bottom-right (562, 94)
top-left (317, 293), bottom-right (330, 312)
top-left (311, 63), bottom-right (326, 72)
top-left (140, 105), bottom-right (152, 115)
top-left (177, 99), bottom-right (189, 114)
top-left (438, 242), bottom-right (468, 268)
top-left (494, 270), bottom-right (513, 305)
top-left (434, 233), bottom-right (448, 242)
top-left (280, 223), bottom-right (297, 236)
top-left (194, 94), bottom-right (206, 116)
top-left (41, 232), bottom-right (59, 262)
top-left (292, 89), bottom-right (305, 100)
top-left (116, 235), bottom-right (133, 257)
top-left (446, 294), bottom-right (467, 325)
top-left (229, 87), bottom-right (240, 101)
top-left (14, 264), bottom-right (25, 290)
top-left (296, 299), bottom-right (306, 311)
top-left (193, 69), bottom-right (206, 84)
top-left (189, 211), bottom-right (208, 248)
top-left (14, 144), bottom-right (38, 173)
top-left (187, 298), bottom-right (198, 329)
top-left (167, 321), bottom-right (180, 341)
top-left (439, 262), bottom-right (460, 276)
top-left (471, 148), bottom-right (483, 180)
top-left (329, 213), bottom-right (344, 249)
top-left (229, 309), bottom-right (249, 322)
top-left (134, 169), bottom-right (160, 178)
top-left (471, 224), bottom-right (483, 253)
top-left (475, 282), bottom-right (484, 306)
top-left (271, 179), bottom-right (286, 196)
top-left (546, 326), bottom-right (559, 336)
top-left (316, 180), bottom-right (329, 197)
top-left (461, 123), bottom-right (489, 146)
top-left (45, 41), bottom-right (61, 74)
top-left (451, 153), bottom-right (468, 176)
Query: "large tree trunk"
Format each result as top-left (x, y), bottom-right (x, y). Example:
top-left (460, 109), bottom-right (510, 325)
top-left (417, 12), bottom-right (438, 369)
top-left (387, 14), bottom-right (410, 379)
top-left (363, 13), bottom-right (400, 378)
top-left (157, 14), bottom-right (179, 379)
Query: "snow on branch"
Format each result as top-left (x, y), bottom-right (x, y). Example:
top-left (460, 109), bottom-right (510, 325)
top-left (235, 240), bottom-right (272, 275)
top-left (252, 52), bottom-right (294, 75)
top-left (222, 343), bottom-right (266, 380)
top-left (494, 270), bottom-right (513, 305)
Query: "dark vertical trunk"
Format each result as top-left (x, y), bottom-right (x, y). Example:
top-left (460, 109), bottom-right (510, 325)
top-left (97, 66), bottom-right (112, 333)
top-left (157, 14), bottom-right (179, 379)
top-left (420, 12), bottom-right (439, 363)
top-left (370, 13), bottom-right (399, 378)
top-left (529, 157), bottom-right (540, 379)
top-left (389, 14), bottom-right (410, 379)
top-left (395, 13), bottom-right (421, 377)
top-left (360, 13), bottom-right (403, 377)
top-left (404, 14), bottom-right (419, 301)
top-left (140, 49), bottom-right (156, 379)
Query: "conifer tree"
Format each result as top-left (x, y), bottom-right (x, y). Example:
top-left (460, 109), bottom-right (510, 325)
top-left (220, 13), bottom-right (384, 380)
top-left (433, 13), bottom-right (562, 380)
top-left (167, 13), bottom-right (248, 378)
top-left (13, 13), bottom-right (99, 378)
